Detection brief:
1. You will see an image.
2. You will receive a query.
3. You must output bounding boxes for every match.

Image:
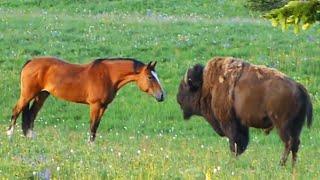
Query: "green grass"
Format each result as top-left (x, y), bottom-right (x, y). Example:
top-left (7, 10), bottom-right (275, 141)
top-left (0, 0), bottom-right (319, 179)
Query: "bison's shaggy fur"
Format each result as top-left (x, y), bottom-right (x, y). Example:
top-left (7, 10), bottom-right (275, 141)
top-left (177, 57), bottom-right (313, 166)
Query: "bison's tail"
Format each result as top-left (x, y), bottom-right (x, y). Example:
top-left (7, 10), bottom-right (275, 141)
top-left (298, 83), bottom-right (313, 128)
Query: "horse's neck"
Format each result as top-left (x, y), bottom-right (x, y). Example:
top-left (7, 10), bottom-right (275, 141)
top-left (106, 62), bottom-right (139, 90)
top-left (115, 74), bottom-right (138, 90)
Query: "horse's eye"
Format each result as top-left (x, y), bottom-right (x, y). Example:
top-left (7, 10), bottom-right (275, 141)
top-left (148, 76), bottom-right (153, 80)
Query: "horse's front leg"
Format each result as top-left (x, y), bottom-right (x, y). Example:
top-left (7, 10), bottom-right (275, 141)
top-left (89, 103), bottom-right (106, 142)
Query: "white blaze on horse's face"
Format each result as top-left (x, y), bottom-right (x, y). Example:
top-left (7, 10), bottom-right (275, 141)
top-left (151, 70), bottom-right (165, 102)
top-left (151, 71), bottom-right (165, 92)
top-left (151, 71), bottom-right (161, 86)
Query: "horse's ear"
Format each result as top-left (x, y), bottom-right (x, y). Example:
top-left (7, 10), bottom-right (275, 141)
top-left (146, 61), bottom-right (156, 70)
top-left (146, 61), bottom-right (152, 69)
top-left (151, 61), bottom-right (157, 69)
top-left (152, 61), bottom-right (157, 68)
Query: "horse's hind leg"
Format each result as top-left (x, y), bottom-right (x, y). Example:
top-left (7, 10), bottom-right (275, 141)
top-left (22, 91), bottom-right (49, 138)
top-left (7, 96), bottom-right (33, 137)
top-left (7, 79), bottom-right (41, 138)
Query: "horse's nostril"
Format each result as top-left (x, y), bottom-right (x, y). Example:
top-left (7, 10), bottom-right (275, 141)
top-left (156, 93), bottom-right (164, 102)
top-left (161, 92), bottom-right (165, 100)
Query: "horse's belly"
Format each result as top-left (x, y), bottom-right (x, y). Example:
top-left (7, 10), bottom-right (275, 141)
top-left (44, 84), bottom-right (88, 104)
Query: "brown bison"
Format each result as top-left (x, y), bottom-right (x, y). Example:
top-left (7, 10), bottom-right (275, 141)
top-left (177, 57), bottom-right (313, 166)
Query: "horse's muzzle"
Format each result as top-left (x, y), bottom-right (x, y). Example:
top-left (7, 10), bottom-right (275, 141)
top-left (155, 91), bottom-right (165, 102)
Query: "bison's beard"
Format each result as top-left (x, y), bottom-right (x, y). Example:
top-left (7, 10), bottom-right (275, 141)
top-left (183, 109), bottom-right (193, 120)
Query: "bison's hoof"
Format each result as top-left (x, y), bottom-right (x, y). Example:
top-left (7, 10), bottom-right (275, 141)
top-left (263, 126), bottom-right (273, 135)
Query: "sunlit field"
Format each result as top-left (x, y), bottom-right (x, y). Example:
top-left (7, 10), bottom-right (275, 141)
top-left (0, 0), bottom-right (319, 179)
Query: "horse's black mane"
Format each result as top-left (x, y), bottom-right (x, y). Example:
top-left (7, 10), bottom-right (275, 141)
top-left (93, 57), bottom-right (145, 73)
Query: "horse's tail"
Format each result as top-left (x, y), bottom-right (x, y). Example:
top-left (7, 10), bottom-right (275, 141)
top-left (21, 102), bottom-right (31, 135)
top-left (298, 83), bottom-right (313, 128)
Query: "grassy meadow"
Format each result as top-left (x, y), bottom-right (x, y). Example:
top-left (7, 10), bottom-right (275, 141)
top-left (0, 0), bottom-right (319, 179)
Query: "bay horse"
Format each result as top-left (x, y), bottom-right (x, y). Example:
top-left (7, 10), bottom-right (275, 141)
top-left (7, 56), bottom-right (165, 142)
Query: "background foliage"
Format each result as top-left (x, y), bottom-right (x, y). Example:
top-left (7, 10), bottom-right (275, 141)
top-left (245, 0), bottom-right (289, 12)
top-left (264, 0), bottom-right (320, 33)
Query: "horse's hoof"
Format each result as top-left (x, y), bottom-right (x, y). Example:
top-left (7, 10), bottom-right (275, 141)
top-left (6, 127), bottom-right (14, 137)
top-left (279, 160), bottom-right (286, 166)
top-left (26, 130), bottom-right (36, 139)
top-left (87, 140), bottom-right (95, 146)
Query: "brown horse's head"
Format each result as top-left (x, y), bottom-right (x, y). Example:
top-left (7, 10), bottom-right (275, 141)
top-left (136, 61), bottom-right (165, 102)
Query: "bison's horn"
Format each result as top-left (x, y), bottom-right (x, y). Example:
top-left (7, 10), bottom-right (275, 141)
top-left (184, 69), bottom-right (189, 84)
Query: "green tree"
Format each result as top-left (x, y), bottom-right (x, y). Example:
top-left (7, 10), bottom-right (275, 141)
top-left (264, 0), bottom-right (320, 33)
top-left (246, 0), bottom-right (289, 12)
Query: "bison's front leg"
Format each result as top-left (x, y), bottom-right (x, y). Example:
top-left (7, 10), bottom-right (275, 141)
top-left (263, 126), bottom-right (273, 135)
top-left (207, 117), bottom-right (225, 137)
top-left (223, 121), bottom-right (249, 156)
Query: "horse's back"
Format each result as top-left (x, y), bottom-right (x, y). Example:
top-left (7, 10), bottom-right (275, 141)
top-left (22, 56), bottom-right (68, 74)
top-left (21, 56), bottom-right (80, 84)
top-left (24, 56), bottom-right (76, 69)
top-left (20, 57), bottom-right (91, 102)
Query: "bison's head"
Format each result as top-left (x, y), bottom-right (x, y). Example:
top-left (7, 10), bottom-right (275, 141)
top-left (177, 64), bottom-right (204, 120)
